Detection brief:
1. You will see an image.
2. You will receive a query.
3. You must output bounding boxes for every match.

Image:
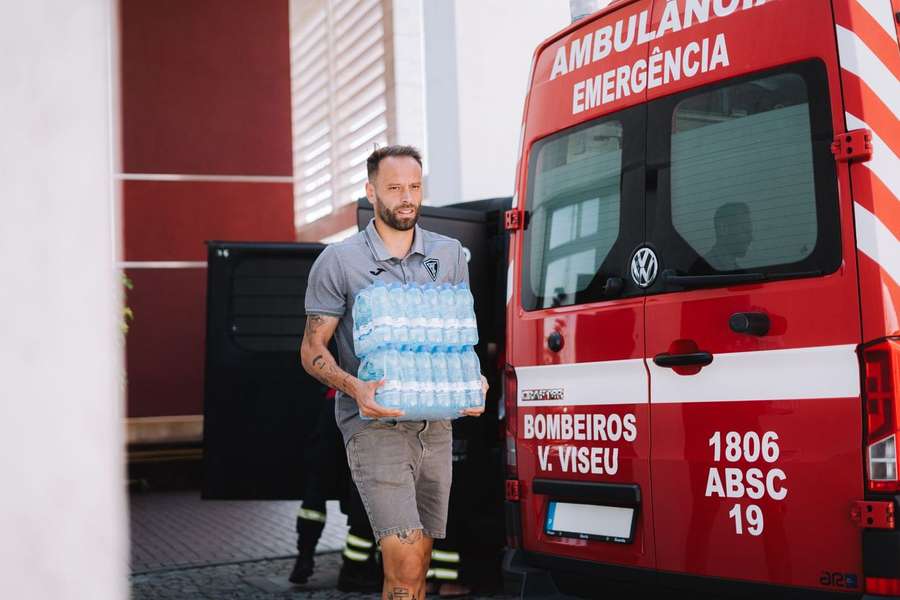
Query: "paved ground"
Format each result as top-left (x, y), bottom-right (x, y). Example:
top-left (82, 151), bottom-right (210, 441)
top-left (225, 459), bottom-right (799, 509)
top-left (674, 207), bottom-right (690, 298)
top-left (130, 488), bottom-right (513, 599)
top-left (131, 490), bottom-right (347, 573)
top-left (131, 553), bottom-right (515, 599)
top-left (131, 553), bottom-right (370, 600)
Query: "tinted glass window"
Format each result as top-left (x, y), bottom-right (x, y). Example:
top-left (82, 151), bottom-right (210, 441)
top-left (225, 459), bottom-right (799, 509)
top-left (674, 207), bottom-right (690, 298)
top-left (522, 108), bottom-right (644, 311)
top-left (646, 61), bottom-right (839, 287)
top-left (671, 74), bottom-right (815, 271)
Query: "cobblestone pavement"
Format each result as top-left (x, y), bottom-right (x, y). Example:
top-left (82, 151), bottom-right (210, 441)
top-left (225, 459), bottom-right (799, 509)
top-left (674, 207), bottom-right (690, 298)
top-left (130, 490), bottom-right (348, 573)
top-left (130, 489), bottom-right (514, 598)
top-left (131, 553), bottom-right (515, 600)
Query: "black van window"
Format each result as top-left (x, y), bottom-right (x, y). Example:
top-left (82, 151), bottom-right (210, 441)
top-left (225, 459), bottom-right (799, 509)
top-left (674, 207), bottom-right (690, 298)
top-left (646, 61), bottom-right (839, 286)
top-left (522, 107), bottom-right (644, 311)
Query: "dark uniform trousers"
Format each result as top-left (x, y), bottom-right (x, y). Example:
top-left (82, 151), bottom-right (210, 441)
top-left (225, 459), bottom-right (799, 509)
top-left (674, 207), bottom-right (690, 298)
top-left (295, 392), bottom-right (378, 573)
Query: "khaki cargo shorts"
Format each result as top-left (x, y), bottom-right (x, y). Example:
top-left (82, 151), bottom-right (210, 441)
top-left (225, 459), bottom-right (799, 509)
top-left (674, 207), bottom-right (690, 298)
top-left (346, 419), bottom-right (452, 543)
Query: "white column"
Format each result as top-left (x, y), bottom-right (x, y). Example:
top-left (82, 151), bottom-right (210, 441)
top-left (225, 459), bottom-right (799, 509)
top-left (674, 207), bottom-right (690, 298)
top-left (0, 1), bottom-right (127, 599)
top-left (391, 0), bottom-right (427, 153)
top-left (422, 0), bottom-right (463, 206)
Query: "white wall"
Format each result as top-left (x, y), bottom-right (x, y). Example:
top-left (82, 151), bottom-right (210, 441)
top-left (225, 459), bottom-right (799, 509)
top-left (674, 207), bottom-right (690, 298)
top-left (423, 0), bottom-right (570, 205)
top-left (0, 2), bottom-right (127, 599)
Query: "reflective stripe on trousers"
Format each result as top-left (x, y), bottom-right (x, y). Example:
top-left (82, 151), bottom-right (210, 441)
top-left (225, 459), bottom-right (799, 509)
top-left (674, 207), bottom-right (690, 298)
top-left (297, 507), bottom-right (327, 523)
top-left (343, 533), bottom-right (377, 562)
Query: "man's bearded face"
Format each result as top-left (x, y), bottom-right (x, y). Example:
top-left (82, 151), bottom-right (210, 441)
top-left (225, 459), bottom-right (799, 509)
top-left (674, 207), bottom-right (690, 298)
top-left (375, 191), bottom-right (419, 231)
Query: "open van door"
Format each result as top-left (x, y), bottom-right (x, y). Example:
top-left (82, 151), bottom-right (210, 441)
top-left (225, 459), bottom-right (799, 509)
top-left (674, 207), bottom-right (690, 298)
top-left (202, 241), bottom-right (327, 500)
top-left (203, 198), bottom-right (511, 505)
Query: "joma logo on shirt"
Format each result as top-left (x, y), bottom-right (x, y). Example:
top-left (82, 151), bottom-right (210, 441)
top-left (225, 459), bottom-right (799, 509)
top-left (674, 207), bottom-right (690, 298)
top-left (369, 267), bottom-right (386, 276)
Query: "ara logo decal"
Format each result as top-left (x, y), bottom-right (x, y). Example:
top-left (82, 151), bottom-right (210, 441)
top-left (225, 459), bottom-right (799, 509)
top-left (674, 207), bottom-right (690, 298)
top-left (423, 257), bottom-right (440, 281)
top-left (630, 247), bottom-right (658, 288)
top-left (520, 388), bottom-right (565, 402)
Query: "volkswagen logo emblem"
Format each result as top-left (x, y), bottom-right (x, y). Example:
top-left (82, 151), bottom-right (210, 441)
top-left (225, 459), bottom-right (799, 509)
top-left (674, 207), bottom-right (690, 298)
top-left (630, 247), bottom-right (659, 288)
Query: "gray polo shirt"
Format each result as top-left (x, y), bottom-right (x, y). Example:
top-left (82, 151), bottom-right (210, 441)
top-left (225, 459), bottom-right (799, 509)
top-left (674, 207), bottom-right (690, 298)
top-left (305, 218), bottom-right (470, 443)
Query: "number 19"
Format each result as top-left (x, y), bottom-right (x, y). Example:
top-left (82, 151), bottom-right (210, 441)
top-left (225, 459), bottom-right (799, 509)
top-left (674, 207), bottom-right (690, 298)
top-left (728, 503), bottom-right (764, 536)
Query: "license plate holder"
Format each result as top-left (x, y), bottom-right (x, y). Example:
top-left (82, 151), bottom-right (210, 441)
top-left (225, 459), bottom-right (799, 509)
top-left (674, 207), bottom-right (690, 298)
top-left (544, 501), bottom-right (635, 544)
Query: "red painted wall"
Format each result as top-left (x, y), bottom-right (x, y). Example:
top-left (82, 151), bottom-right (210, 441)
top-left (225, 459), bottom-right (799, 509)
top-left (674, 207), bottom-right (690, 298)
top-left (120, 0), bottom-right (295, 418)
top-left (120, 0), bottom-right (293, 176)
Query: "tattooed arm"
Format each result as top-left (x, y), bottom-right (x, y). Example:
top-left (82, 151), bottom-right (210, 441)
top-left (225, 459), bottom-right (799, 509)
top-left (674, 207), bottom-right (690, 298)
top-left (299, 314), bottom-right (403, 418)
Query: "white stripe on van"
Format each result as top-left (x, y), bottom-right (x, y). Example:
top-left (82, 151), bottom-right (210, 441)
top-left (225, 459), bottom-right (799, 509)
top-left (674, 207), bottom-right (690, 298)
top-left (514, 345), bottom-right (860, 407)
top-left (649, 344), bottom-right (860, 404)
top-left (516, 358), bottom-right (647, 407)
top-left (854, 0), bottom-right (899, 43)
top-left (845, 113), bottom-right (900, 199)
top-left (855, 202), bottom-right (900, 286)
top-left (836, 26), bottom-right (900, 121)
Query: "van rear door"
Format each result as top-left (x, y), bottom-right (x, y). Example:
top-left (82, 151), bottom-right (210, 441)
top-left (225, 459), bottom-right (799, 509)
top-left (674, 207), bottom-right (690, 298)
top-left (203, 241), bottom-right (327, 500)
top-left (643, 1), bottom-right (864, 592)
top-left (510, 0), bottom-right (655, 575)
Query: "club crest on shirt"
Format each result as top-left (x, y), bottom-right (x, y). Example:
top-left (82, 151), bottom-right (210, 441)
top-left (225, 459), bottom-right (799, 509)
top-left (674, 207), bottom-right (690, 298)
top-left (423, 257), bottom-right (440, 281)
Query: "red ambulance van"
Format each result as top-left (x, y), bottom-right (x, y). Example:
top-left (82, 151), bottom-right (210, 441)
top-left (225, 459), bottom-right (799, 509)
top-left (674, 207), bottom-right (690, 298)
top-left (502, 0), bottom-right (900, 598)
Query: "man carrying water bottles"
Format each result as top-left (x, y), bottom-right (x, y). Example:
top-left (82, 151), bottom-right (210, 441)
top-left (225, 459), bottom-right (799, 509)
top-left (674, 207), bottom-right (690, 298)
top-left (300, 144), bottom-right (487, 600)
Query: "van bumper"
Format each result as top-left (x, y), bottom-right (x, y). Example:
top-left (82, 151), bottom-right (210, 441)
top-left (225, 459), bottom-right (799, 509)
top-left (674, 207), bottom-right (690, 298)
top-left (504, 548), bottom-right (884, 599)
top-left (502, 548), bottom-right (574, 599)
top-left (861, 495), bottom-right (900, 599)
top-left (863, 526), bottom-right (900, 599)
top-left (503, 549), bottom-right (650, 598)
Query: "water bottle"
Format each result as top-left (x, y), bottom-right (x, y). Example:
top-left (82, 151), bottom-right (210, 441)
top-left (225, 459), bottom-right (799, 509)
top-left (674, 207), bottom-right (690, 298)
top-left (446, 348), bottom-right (465, 411)
top-left (454, 284), bottom-right (478, 345)
top-left (406, 285), bottom-right (426, 345)
top-left (379, 347), bottom-right (402, 412)
top-left (414, 346), bottom-right (434, 419)
top-left (357, 350), bottom-right (385, 420)
top-left (400, 347), bottom-right (418, 414)
top-left (431, 349), bottom-right (450, 416)
top-left (461, 347), bottom-right (483, 408)
top-left (370, 281), bottom-right (391, 349)
top-left (388, 283), bottom-right (409, 345)
top-left (439, 284), bottom-right (459, 346)
top-left (423, 284), bottom-right (443, 346)
top-left (357, 350), bottom-right (383, 383)
top-left (352, 286), bottom-right (373, 356)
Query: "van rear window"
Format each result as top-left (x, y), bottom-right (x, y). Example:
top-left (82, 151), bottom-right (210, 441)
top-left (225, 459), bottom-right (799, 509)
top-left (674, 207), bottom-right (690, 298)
top-left (647, 60), bottom-right (840, 286)
top-left (520, 61), bottom-right (837, 311)
top-left (671, 74), bottom-right (816, 271)
top-left (522, 107), bottom-right (645, 311)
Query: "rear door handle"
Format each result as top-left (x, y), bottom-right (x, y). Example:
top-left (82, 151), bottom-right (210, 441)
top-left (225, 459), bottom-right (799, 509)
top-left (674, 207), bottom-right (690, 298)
top-left (653, 352), bottom-right (713, 368)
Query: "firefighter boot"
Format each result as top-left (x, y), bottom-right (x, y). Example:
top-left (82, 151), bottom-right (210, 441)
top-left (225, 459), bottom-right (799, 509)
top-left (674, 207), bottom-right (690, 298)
top-left (337, 533), bottom-right (382, 593)
top-left (289, 507), bottom-right (327, 584)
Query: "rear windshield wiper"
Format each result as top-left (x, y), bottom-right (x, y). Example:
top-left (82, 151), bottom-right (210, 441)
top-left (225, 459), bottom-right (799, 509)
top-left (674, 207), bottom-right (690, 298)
top-left (661, 269), bottom-right (821, 289)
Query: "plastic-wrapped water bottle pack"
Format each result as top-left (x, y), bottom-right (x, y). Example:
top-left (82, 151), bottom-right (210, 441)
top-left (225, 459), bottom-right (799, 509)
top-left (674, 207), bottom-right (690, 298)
top-left (352, 281), bottom-right (478, 355)
top-left (352, 281), bottom-right (482, 420)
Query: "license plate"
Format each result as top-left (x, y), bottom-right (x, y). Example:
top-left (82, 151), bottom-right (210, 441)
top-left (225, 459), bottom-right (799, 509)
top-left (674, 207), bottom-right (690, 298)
top-left (544, 501), bottom-right (635, 543)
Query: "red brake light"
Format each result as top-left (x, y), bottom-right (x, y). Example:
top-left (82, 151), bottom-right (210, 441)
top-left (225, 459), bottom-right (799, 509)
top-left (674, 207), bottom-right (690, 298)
top-left (862, 340), bottom-right (900, 493)
top-left (866, 576), bottom-right (900, 595)
top-left (504, 364), bottom-right (518, 478)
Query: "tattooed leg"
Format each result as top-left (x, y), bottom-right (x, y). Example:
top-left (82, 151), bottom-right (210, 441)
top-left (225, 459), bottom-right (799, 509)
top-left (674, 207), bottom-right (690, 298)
top-left (387, 587), bottom-right (415, 600)
top-left (395, 528), bottom-right (423, 545)
top-left (380, 528), bottom-right (431, 600)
